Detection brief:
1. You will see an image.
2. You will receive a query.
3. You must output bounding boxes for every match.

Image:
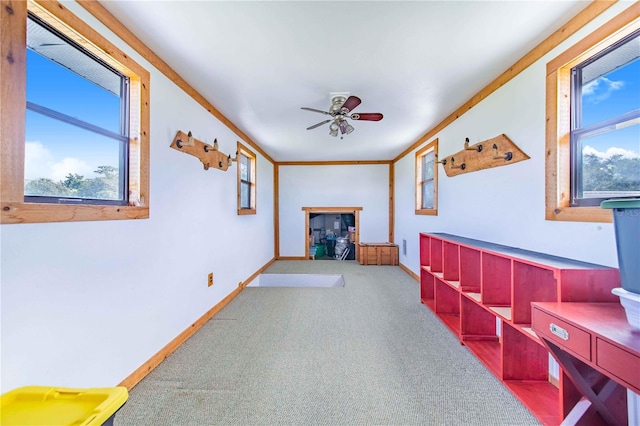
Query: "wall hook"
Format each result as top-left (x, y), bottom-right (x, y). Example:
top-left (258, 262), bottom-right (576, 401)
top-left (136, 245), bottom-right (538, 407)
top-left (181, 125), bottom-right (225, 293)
top-left (435, 154), bottom-right (447, 165)
top-left (450, 156), bottom-right (466, 170)
top-left (176, 130), bottom-right (195, 149)
top-left (204, 138), bottom-right (219, 153)
top-left (492, 143), bottom-right (513, 161)
top-left (464, 137), bottom-right (482, 152)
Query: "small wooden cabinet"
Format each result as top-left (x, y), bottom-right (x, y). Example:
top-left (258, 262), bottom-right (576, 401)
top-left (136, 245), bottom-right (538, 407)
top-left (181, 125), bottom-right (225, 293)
top-left (358, 243), bottom-right (398, 266)
top-left (419, 233), bottom-right (620, 424)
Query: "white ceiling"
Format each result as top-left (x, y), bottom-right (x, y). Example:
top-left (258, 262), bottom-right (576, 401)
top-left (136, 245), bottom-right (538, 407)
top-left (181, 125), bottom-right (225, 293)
top-left (98, 1), bottom-right (589, 162)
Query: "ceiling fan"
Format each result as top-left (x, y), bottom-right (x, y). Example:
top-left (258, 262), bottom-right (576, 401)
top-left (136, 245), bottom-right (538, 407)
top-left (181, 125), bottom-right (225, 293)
top-left (301, 95), bottom-right (383, 137)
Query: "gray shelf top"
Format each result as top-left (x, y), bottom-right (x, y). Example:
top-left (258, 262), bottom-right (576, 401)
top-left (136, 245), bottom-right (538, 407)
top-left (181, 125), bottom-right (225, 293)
top-left (422, 233), bottom-right (615, 270)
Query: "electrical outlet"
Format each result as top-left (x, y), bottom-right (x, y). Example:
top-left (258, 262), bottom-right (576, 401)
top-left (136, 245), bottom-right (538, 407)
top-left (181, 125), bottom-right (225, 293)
top-left (208, 273), bottom-right (214, 287)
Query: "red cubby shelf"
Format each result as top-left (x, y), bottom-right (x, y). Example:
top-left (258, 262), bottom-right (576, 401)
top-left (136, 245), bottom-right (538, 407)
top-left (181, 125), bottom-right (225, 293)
top-left (419, 234), bottom-right (431, 267)
top-left (418, 233), bottom-right (619, 425)
top-left (420, 266), bottom-right (434, 305)
top-left (442, 241), bottom-right (459, 282)
top-left (513, 261), bottom-right (557, 324)
top-left (461, 295), bottom-right (500, 376)
top-left (459, 246), bottom-right (481, 293)
top-left (502, 322), bottom-right (548, 381)
top-left (482, 252), bottom-right (511, 306)
top-left (430, 238), bottom-right (443, 273)
top-left (434, 277), bottom-right (460, 336)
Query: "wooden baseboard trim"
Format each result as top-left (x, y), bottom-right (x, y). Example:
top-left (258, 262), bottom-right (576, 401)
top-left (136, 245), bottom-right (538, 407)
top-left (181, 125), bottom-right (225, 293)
top-left (118, 257), bottom-right (275, 390)
top-left (276, 256), bottom-right (308, 261)
top-left (239, 257), bottom-right (275, 288)
top-left (399, 262), bottom-right (419, 282)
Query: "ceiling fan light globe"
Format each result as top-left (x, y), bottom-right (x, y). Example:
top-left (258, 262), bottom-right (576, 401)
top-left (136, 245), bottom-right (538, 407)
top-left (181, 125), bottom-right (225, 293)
top-left (346, 123), bottom-right (354, 134)
top-left (329, 122), bottom-right (339, 137)
top-left (338, 120), bottom-right (348, 135)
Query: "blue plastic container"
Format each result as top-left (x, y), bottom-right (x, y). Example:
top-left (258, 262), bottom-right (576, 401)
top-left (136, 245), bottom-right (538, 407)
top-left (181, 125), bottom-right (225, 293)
top-left (601, 198), bottom-right (640, 294)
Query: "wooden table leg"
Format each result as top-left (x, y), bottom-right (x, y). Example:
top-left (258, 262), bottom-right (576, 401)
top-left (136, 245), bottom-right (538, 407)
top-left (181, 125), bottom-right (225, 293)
top-left (544, 338), bottom-right (621, 425)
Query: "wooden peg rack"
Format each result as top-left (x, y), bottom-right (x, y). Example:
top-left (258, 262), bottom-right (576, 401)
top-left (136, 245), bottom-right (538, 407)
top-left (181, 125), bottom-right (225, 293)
top-left (170, 131), bottom-right (236, 171)
top-left (438, 134), bottom-right (529, 177)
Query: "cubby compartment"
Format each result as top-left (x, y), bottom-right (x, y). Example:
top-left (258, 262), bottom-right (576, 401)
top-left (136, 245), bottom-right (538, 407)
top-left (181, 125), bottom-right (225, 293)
top-left (420, 267), bottom-right (435, 309)
top-left (418, 232), bottom-right (619, 425)
top-left (459, 246), bottom-right (481, 293)
top-left (482, 252), bottom-right (512, 320)
top-left (419, 234), bottom-right (431, 268)
top-left (461, 295), bottom-right (500, 376)
top-left (442, 241), bottom-right (459, 283)
top-left (429, 238), bottom-right (443, 275)
top-left (434, 277), bottom-right (460, 336)
top-left (513, 261), bottom-right (556, 324)
top-left (502, 322), bottom-right (559, 424)
top-left (502, 322), bottom-right (548, 381)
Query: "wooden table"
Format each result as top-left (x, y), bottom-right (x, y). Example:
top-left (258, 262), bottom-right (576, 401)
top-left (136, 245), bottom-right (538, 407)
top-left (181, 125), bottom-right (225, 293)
top-left (532, 302), bottom-right (640, 425)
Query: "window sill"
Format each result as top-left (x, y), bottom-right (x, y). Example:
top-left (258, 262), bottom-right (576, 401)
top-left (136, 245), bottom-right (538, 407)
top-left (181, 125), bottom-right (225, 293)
top-left (415, 208), bottom-right (438, 216)
top-left (545, 205), bottom-right (611, 223)
top-left (237, 208), bottom-right (256, 216)
top-left (1, 202), bottom-right (149, 224)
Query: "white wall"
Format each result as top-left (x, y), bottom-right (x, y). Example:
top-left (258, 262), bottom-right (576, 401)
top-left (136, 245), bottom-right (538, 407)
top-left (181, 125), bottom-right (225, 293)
top-left (394, 3), bottom-right (635, 275)
top-left (0, 2), bottom-right (274, 392)
top-left (278, 164), bottom-right (390, 257)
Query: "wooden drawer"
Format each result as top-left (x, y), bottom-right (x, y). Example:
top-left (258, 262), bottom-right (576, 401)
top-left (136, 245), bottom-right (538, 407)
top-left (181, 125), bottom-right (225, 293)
top-left (596, 338), bottom-right (640, 393)
top-left (532, 307), bottom-right (591, 362)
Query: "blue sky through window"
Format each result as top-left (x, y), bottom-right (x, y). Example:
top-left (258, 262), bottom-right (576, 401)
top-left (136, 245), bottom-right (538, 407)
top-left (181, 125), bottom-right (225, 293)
top-left (25, 49), bottom-right (123, 182)
top-left (580, 57), bottom-right (640, 159)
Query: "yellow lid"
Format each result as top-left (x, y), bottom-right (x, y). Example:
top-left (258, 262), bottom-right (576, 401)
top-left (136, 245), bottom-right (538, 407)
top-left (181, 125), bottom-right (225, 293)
top-left (1, 386), bottom-right (128, 426)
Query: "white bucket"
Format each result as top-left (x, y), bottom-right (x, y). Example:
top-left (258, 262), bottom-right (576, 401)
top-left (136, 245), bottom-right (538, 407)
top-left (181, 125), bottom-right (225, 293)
top-left (612, 287), bottom-right (640, 330)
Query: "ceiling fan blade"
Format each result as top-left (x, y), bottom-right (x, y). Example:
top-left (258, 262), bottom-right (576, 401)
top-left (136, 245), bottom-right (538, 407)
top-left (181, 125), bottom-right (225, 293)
top-left (301, 107), bottom-right (331, 115)
top-left (351, 113), bottom-right (383, 121)
top-left (349, 112), bottom-right (383, 121)
top-left (306, 119), bottom-right (332, 130)
top-left (341, 96), bottom-right (361, 113)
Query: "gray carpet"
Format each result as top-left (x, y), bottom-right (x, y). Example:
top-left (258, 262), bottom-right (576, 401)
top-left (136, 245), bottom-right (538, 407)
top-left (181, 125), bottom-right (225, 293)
top-left (115, 261), bottom-right (540, 425)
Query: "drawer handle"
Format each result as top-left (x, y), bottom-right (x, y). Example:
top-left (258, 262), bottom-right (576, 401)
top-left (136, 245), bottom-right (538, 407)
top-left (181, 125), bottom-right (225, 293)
top-left (550, 323), bottom-right (569, 340)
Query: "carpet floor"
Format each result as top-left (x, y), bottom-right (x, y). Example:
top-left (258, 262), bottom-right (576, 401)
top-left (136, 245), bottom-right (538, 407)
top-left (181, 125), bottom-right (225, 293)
top-left (115, 260), bottom-right (541, 425)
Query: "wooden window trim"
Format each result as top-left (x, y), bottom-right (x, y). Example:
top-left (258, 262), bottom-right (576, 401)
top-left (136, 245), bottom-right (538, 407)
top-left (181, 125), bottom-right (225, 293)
top-left (415, 139), bottom-right (438, 216)
top-left (237, 141), bottom-right (256, 215)
top-left (545, 5), bottom-right (639, 223)
top-left (1, 0), bottom-right (150, 224)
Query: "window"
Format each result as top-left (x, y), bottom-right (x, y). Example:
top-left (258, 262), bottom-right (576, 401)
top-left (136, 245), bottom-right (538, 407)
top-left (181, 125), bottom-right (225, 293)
top-left (237, 142), bottom-right (256, 215)
top-left (546, 12), bottom-right (639, 222)
top-left (415, 139), bottom-right (438, 215)
top-left (570, 30), bottom-right (640, 206)
top-left (1, 1), bottom-right (149, 224)
top-left (25, 14), bottom-right (129, 205)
